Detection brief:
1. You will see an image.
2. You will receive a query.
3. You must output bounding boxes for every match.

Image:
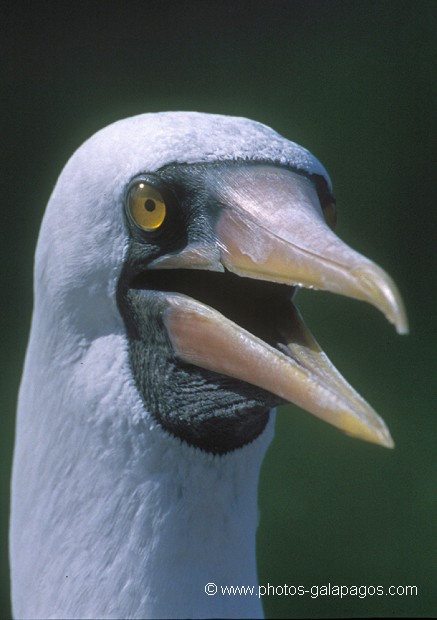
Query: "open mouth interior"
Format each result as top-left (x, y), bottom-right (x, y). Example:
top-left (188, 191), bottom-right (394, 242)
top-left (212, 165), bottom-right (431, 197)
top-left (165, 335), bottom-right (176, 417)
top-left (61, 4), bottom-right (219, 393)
top-left (130, 269), bottom-right (296, 352)
top-left (128, 265), bottom-right (395, 448)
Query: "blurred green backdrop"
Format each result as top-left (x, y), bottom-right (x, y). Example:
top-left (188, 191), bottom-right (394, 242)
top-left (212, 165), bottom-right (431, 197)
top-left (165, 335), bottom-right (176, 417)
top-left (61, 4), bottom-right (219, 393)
top-left (2, 1), bottom-right (436, 617)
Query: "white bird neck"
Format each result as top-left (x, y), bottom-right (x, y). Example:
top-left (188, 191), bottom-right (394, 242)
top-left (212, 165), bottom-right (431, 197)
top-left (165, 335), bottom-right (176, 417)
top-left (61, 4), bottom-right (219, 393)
top-left (117, 421), bottom-right (275, 619)
top-left (11, 319), bottom-right (275, 619)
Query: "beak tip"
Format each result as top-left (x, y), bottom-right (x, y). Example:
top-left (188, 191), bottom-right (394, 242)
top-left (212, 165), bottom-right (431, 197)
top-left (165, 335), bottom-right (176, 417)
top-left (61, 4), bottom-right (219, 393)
top-left (387, 288), bottom-right (409, 336)
top-left (368, 425), bottom-right (395, 450)
top-left (340, 410), bottom-right (395, 449)
top-left (380, 431), bottom-right (395, 449)
top-left (353, 265), bottom-right (409, 337)
top-left (346, 428), bottom-right (395, 449)
top-left (395, 314), bottom-right (409, 336)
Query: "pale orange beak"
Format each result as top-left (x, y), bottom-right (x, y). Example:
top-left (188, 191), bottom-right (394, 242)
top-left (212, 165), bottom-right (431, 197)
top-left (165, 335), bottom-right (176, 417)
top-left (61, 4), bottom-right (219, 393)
top-left (149, 165), bottom-right (408, 447)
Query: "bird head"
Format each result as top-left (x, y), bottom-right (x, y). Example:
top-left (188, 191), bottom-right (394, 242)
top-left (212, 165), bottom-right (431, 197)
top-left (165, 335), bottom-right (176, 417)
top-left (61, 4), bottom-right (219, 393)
top-left (35, 111), bottom-right (408, 455)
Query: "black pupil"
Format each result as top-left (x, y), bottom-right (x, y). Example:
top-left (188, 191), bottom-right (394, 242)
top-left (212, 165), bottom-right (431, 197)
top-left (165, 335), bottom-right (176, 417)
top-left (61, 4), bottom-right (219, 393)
top-left (144, 199), bottom-right (156, 212)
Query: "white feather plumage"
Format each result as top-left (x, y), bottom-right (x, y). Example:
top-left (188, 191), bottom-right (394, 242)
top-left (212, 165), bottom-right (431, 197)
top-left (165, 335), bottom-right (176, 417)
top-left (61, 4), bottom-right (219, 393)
top-left (10, 112), bottom-right (327, 618)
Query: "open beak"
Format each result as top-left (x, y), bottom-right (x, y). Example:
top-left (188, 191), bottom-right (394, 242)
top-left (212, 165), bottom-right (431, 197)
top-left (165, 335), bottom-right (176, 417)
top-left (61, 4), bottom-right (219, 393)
top-left (150, 165), bottom-right (408, 448)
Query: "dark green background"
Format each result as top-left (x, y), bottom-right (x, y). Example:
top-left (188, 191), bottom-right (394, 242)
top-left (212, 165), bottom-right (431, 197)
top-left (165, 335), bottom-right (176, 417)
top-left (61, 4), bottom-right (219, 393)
top-left (2, 1), bottom-right (436, 617)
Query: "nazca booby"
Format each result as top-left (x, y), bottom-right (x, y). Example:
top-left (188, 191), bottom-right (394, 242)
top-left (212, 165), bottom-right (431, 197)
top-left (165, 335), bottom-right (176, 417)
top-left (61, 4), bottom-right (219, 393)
top-left (10, 112), bottom-right (408, 619)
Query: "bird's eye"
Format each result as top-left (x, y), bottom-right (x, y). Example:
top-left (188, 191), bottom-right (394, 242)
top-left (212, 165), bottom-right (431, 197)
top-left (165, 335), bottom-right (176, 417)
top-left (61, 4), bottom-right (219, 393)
top-left (126, 182), bottom-right (167, 232)
top-left (323, 202), bottom-right (337, 230)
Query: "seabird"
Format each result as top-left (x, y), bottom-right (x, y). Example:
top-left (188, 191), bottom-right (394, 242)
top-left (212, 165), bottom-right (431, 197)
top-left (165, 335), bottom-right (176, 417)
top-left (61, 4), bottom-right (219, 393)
top-left (10, 112), bottom-right (408, 619)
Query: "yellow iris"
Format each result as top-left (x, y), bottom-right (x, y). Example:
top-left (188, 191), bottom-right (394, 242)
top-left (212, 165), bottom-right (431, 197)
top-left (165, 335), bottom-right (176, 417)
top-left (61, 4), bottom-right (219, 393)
top-left (127, 182), bottom-right (167, 231)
